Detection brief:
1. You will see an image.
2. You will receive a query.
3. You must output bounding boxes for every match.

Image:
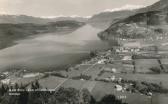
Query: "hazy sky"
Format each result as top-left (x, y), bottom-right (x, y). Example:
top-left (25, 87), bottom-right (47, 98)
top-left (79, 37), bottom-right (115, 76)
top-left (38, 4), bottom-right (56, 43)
top-left (0, 0), bottom-right (159, 17)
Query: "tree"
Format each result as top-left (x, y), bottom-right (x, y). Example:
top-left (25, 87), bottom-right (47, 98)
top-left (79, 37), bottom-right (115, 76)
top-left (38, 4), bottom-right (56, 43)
top-left (14, 83), bottom-right (19, 91)
top-left (55, 87), bottom-right (80, 104)
top-left (35, 80), bottom-right (40, 89)
top-left (90, 51), bottom-right (97, 58)
top-left (0, 84), bottom-right (7, 96)
top-left (31, 83), bottom-right (36, 90)
top-left (165, 13), bottom-right (168, 23)
top-left (81, 89), bottom-right (96, 104)
top-left (48, 87), bottom-right (95, 104)
top-left (98, 94), bottom-right (124, 104)
top-left (149, 67), bottom-right (161, 74)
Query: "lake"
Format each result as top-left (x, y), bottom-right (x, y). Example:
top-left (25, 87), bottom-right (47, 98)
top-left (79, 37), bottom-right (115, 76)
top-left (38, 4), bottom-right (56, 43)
top-left (0, 25), bottom-right (109, 72)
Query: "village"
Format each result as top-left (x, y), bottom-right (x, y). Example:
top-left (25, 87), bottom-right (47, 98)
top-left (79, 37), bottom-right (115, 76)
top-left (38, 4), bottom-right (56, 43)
top-left (1, 40), bottom-right (168, 104)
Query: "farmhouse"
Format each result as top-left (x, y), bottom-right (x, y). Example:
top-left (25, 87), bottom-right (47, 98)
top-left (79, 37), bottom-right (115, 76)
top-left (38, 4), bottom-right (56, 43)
top-left (97, 59), bottom-right (106, 64)
top-left (122, 56), bottom-right (132, 61)
top-left (110, 76), bottom-right (116, 81)
top-left (103, 67), bottom-right (117, 73)
top-left (115, 84), bottom-right (123, 91)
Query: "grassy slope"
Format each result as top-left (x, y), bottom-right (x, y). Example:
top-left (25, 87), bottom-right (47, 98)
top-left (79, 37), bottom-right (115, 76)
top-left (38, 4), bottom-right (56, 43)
top-left (99, 11), bottom-right (168, 40)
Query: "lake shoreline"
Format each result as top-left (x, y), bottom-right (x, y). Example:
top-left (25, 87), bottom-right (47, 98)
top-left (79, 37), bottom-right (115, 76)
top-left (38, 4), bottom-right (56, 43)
top-left (0, 25), bottom-right (109, 72)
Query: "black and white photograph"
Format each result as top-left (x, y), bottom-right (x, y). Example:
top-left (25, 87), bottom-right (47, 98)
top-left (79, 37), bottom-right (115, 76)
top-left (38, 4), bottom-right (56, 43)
top-left (0, 0), bottom-right (168, 104)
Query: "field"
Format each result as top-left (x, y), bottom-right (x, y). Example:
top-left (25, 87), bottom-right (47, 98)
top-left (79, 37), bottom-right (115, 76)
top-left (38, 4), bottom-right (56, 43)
top-left (104, 64), bottom-right (125, 72)
top-left (37, 76), bottom-right (67, 89)
top-left (161, 59), bottom-right (168, 64)
top-left (61, 79), bottom-right (86, 90)
top-left (61, 65), bottom-right (92, 78)
top-left (152, 94), bottom-right (168, 104)
top-left (81, 81), bottom-right (97, 92)
top-left (84, 64), bottom-right (104, 80)
top-left (161, 59), bottom-right (168, 71)
top-left (135, 59), bottom-right (160, 73)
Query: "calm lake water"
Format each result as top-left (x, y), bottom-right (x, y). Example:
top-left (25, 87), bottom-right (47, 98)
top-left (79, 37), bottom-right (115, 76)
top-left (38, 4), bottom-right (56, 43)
top-left (0, 25), bottom-right (109, 72)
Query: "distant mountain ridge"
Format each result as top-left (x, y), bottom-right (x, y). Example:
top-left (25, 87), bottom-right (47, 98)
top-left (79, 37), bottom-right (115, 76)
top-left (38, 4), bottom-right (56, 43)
top-left (0, 5), bottom-right (144, 27)
top-left (0, 15), bottom-right (51, 24)
top-left (0, 14), bottom-right (88, 24)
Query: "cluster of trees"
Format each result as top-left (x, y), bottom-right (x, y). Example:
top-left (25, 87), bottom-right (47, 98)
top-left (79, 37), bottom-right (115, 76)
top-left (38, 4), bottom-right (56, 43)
top-left (0, 84), bottom-right (9, 97)
top-left (123, 79), bottom-right (168, 95)
top-left (48, 72), bottom-right (68, 78)
top-left (149, 67), bottom-right (162, 74)
top-left (0, 81), bottom-right (127, 104)
top-left (166, 13), bottom-right (168, 23)
top-left (90, 51), bottom-right (98, 58)
top-left (154, 28), bottom-right (164, 34)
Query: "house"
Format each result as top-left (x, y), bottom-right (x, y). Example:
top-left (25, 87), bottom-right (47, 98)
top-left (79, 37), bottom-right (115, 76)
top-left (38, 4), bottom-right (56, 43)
top-left (118, 78), bottom-right (122, 82)
top-left (103, 78), bottom-right (111, 82)
top-left (115, 85), bottom-right (123, 91)
top-left (122, 56), bottom-right (132, 61)
top-left (1, 78), bottom-right (10, 84)
top-left (110, 76), bottom-right (116, 81)
top-left (97, 59), bottom-right (106, 64)
top-left (147, 92), bottom-right (152, 96)
top-left (80, 78), bottom-right (84, 81)
top-left (111, 68), bottom-right (117, 73)
top-left (2, 72), bottom-right (9, 76)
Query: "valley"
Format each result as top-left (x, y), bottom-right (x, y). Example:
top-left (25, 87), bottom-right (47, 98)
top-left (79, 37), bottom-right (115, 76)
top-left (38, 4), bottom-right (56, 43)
top-left (0, 0), bottom-right (168, 104)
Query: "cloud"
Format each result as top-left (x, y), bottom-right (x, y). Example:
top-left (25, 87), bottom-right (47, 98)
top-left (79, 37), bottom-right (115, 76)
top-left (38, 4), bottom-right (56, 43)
top-left (104, 4), bottom-right (145, 12)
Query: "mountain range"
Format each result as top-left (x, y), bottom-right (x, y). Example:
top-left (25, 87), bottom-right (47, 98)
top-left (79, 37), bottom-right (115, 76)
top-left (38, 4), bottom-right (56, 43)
top-left (0, 5), bottom-right (143, 29)
top-left (0, 15), bottom-right (88, 24)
